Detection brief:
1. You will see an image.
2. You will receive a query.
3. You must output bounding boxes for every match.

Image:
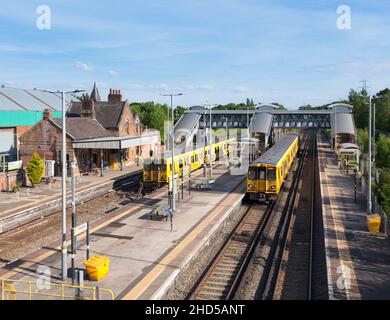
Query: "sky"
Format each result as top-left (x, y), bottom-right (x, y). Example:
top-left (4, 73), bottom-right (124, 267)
top-left (0, 0), bottom-right (389, 109)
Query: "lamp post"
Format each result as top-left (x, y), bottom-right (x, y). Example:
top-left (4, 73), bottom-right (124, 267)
top-left (161, 93), bottom-right (183, 214)
top-left (368, 95), bottom-right (372, 214)
top-left (34, 88), bottom-right (85, 280)
top-left (204, 100), bottom-right (217, 180)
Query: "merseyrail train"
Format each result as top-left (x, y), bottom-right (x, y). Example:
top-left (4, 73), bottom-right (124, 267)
top-left (143, 135), bottom-right (240, 184)
top-left (246, 133), bottom-right (300, 201)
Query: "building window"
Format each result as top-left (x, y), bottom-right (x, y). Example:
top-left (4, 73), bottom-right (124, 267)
top-left (125, 119), bottom-right (130, 135)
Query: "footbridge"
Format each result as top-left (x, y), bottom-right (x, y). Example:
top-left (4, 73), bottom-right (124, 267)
top-left (173, 103), bottom-right (356, 150)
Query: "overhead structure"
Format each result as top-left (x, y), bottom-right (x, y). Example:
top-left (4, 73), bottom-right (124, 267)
top-left (174, 103), bottom-right (356, 149)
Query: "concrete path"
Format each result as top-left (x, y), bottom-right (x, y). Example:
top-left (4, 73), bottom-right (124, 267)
top-left (318, 136), bottom-right (390, 300)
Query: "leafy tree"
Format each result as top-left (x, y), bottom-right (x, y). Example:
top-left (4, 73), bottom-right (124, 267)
top-left (271, 102), bottom-right (287, 110)
top-left (349, 88), bottom-right (369, 129)
top-left (376, 133), bottom-right (390, 169)
top-left (26, 152), bottom-right (44, 186)
top-left (130, 102), bottom-right (175, 144)
top-left (356, 128), bottom-right (369, 155)
top-left (378, 169), bottom-right (390, 217)
top-left (373, 89), bottom-right (390, 133)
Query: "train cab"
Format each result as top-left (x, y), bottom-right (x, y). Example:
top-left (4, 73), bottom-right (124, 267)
top-left (247, 165), bottom-right (279, 201)
top-left (246, 134), bottom-right (299, 202)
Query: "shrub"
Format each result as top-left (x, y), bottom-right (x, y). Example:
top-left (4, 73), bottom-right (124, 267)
top-left (26, 152), bottom-right (44, 186)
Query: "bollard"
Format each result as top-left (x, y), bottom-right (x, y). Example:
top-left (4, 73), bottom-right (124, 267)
top-left (27, 188), bottom-right (30, 197)
top-left (16, 190), bottom-right (20, 200)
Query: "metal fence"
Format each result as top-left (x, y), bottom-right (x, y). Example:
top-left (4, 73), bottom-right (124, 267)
top-left (0, 278), bottom-right (115, 300)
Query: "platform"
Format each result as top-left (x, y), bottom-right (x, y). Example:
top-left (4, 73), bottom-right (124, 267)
top-left (318, 135), bottom-right (390, 300)
top-left (0, 165), bottom-right (247, 300)
top-left (0, 164), bottom-right (142, 216)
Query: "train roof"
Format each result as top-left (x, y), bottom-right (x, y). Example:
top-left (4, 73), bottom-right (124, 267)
top-left (252, 133), bottom-right (299, 166)
top-left (160, 132), bottom-right (246, 159)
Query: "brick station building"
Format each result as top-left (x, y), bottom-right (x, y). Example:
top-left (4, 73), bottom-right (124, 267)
top-left (19, 85), bottom-right (160, 176)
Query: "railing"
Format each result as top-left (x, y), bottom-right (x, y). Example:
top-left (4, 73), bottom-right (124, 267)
top-left (0, 278), bottom-right (115, 300)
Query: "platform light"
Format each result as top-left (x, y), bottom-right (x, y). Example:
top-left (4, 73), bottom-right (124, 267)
top-left (34, 87), bottom-right (86, 280)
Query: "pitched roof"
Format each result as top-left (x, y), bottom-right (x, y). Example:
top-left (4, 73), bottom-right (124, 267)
top-left (67, 101), bottom-right (125, 129)
top-left (0, 87), bottom-right (69, 111)
top-left (51, 118), bottom-right (110, 140)
top-left (90, 82), bottom-right (101, 102)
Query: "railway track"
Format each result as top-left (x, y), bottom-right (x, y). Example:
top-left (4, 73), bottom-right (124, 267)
top-left (0, 164), bottom-right (223, 266)
top-left (189, 201), bottom-right (276, 300)
top-left (262, 132), bottom-right (317, 300)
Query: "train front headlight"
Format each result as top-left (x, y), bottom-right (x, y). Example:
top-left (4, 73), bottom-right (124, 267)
top-left (269, 185), bottom-right (276, 191)
top-left (161, 175), bottom-right (166, 180)
top-left (248, 184), bottom-right (255, 190)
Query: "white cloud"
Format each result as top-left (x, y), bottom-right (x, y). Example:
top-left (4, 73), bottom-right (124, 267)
top-left (74, 61), bottom-right (92, 71)
top-left (108, 70), bottom-right (118, 76)
top-left (231, 86), bottom-right (248, 93)
top-left (148, 83), bottom-right (169, 91)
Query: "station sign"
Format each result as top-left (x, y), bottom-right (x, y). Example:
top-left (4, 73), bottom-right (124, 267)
top-left (73, 222), bottom-right (88, 236)
top-left (7, 160), bottom-right (22, 171)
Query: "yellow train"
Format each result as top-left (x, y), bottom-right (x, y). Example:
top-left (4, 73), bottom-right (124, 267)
top-left (143, 135), bottom-right (239, 184)
top-left (246, 133), bottom-right (300, 201)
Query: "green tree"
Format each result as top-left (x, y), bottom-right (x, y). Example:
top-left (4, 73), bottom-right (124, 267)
top-left (356, 128), bottom-right (369, 155)
top-left (376, 133), bottom-right (390, 169)
top-left (26, 152), bottom-right (44, 186)
top-left (349, 88), bottom-right (369, 129)
top-left (271, 102), bottom-right (287, 110)
top-left (130, 102), bottom-right (171, 144)
top-left (378, 169), bottom-right (390, 216)
top-left (373, 88), bottom-right (390, 132)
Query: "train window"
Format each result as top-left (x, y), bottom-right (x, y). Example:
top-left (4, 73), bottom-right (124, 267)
top-left (267, 168), bottom-right (276, 181)
top-left (248, 167), bottom-right (256, 180)
top-left (145, 164), bottom-right (151, 171)
top-left (179, 160), bottom-right (183, 169)
top-left (258, 167), bottom-right (266, 180)
top-left (161, 164), bottom-right (167, 171)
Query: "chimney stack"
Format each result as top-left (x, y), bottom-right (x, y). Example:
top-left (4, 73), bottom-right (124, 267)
top-left (108, 88), bottom-right (122, 103)
top-left (81, 93), bottom-right (96, 119)
top-left (43, 108), bottom-right (53, 120)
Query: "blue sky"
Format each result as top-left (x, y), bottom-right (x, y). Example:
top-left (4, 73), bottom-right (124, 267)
top-left (1, 0), bottom-right (389, 108)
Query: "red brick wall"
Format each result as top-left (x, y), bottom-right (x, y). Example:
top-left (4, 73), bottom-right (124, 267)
top-left (19, 119), bottom-right (76, 175)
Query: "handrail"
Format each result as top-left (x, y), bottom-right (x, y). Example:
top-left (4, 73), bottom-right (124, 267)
top-left (0, 278), bottom-right (115, 300)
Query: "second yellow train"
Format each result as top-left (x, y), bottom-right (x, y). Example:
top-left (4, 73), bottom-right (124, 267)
top-left (246, 133), bottom-right (300, 201)
top-left (143, 135), bottom-right (239, 184)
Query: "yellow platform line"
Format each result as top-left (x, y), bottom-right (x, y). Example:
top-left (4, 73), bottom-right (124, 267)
top-left (0, 169), bottom-right (141, 217)
top-left (122, 190), bottom-right (243, 300)
top-left (0, 205), bottom-right (140, 280)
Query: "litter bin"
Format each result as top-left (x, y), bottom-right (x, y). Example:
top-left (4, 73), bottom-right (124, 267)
top-left (84, 256), bottom-right (110, 281)
top-left (367, 214), bottom-right (381, 233)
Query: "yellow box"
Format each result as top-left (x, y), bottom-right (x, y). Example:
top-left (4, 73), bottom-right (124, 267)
top-left (367, 214), bottom-right (381, 233)
top-left (84, 256), bottom-right (110, 281)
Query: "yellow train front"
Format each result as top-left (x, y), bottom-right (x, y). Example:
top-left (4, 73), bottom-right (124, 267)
top-left (247, 133), bottom-right (299, 202)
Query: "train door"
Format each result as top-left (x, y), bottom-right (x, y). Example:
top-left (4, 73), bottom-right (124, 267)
top-left (153, 162), bottom-right (160, 182)
top-left (215, 146), bottom-right (220, 161)
top-left (178, 159), bottom-right (184, 177)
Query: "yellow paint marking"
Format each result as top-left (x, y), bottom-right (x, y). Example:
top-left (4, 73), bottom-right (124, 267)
top-left (122, 189), bottom-right (244, 300)
top-left (0, 205), bottom-right (141, 280)
top-left (1, 169), bottom-right (141, 217)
